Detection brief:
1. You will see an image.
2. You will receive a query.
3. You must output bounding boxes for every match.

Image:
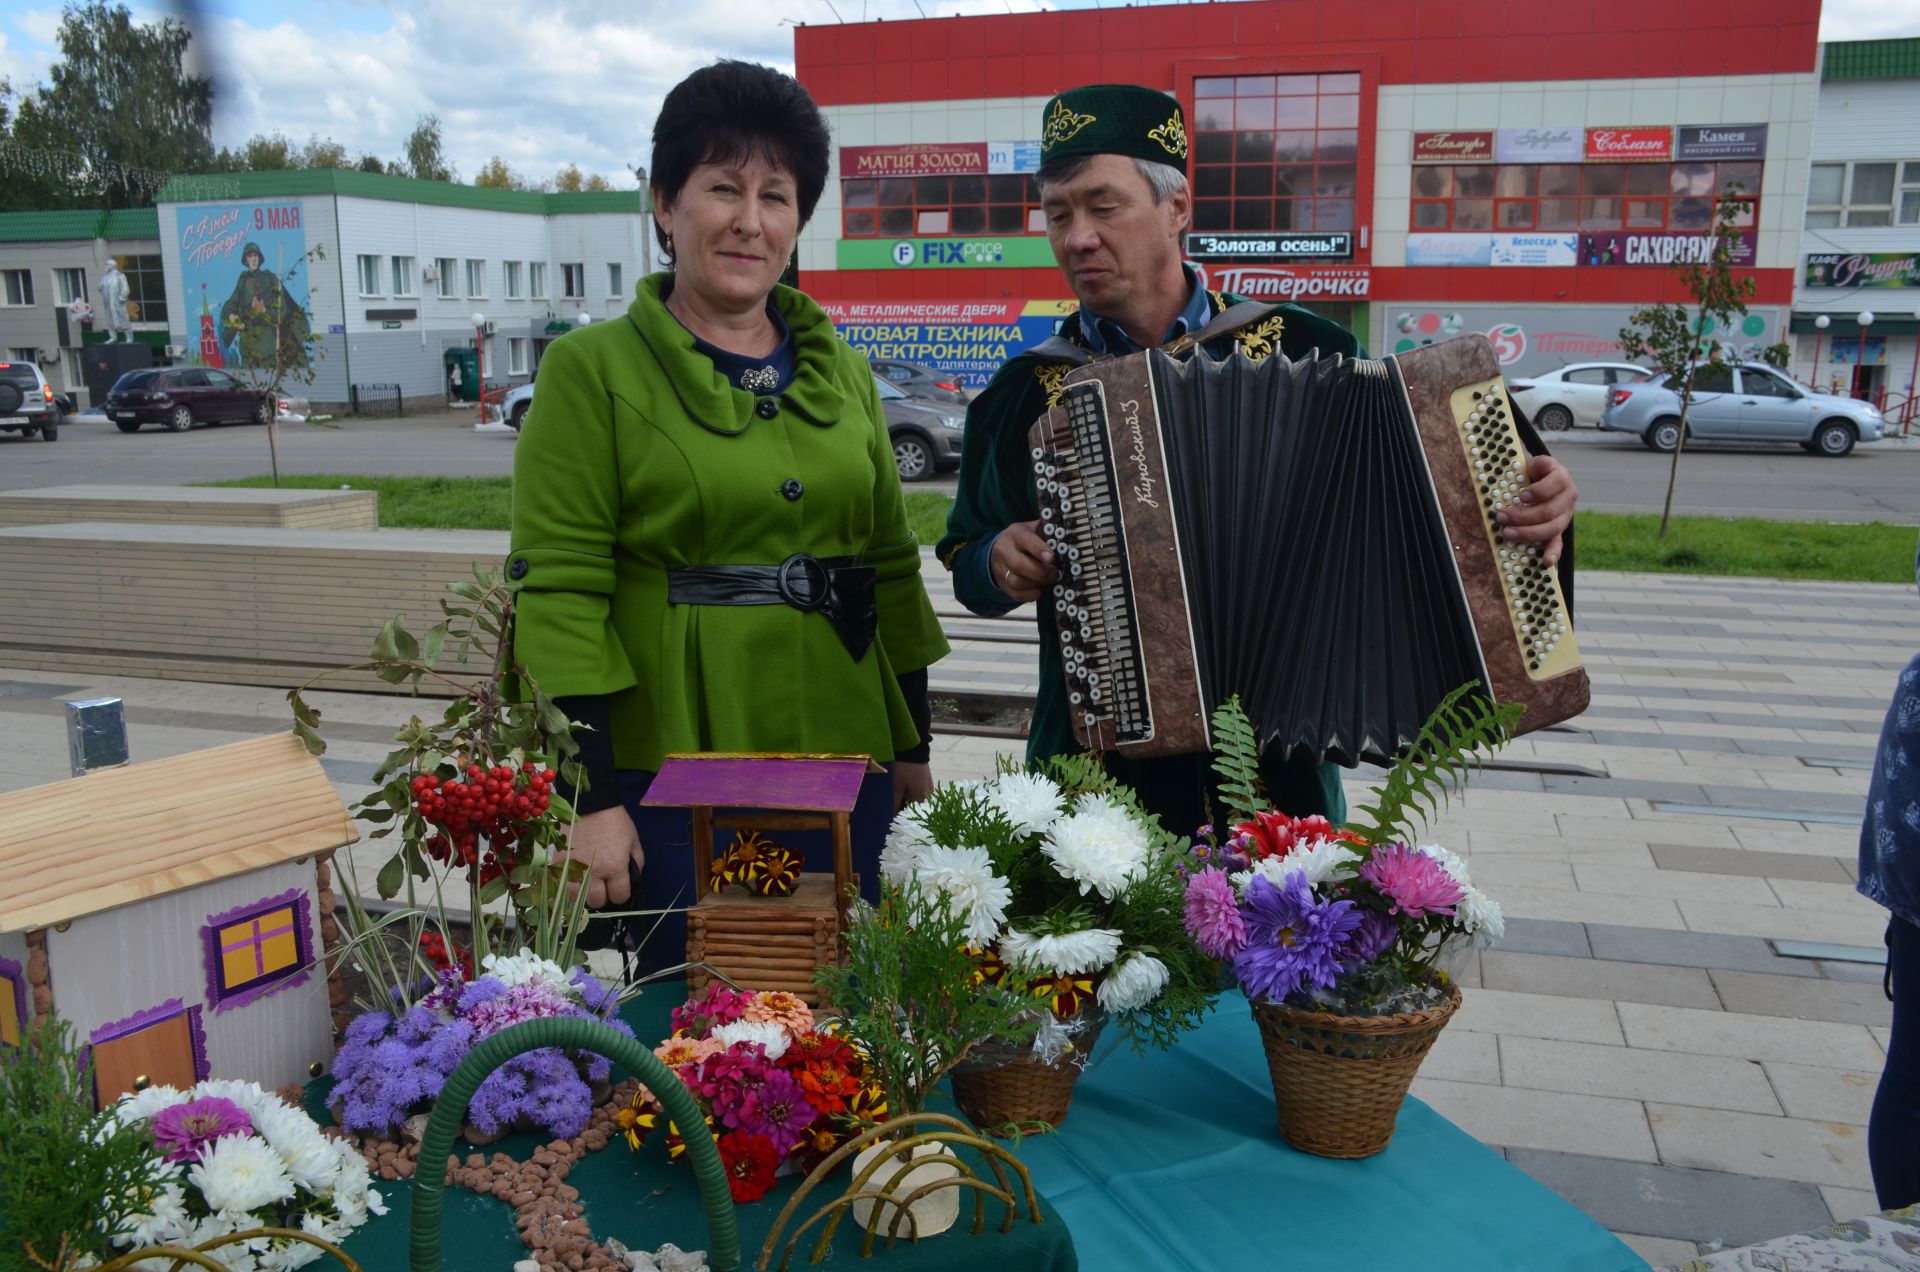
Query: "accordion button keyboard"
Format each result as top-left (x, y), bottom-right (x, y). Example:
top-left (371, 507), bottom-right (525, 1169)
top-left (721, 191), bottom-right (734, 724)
top-left (1449, 379), bottom-right (1582, 683)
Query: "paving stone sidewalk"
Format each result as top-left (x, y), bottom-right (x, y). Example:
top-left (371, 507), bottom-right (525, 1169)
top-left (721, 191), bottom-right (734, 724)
top-left (3, 560), bottom-right (1913, 1269)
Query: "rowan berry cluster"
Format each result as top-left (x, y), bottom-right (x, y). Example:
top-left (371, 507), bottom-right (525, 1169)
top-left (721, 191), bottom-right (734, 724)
top-left (410, 762), bottom-right (557, 882)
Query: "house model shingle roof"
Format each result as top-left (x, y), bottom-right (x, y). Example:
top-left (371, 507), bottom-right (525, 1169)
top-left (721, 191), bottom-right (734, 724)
top-left (0, 732), bottom-right (356, 934)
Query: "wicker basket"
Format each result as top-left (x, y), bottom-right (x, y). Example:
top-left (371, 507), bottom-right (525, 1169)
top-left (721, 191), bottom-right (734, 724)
top-left (950, 1053), bottom-right (1087, 1137)
top-left (949, 1012), bottom-right (1104, 1136)
top-left (1249, 984), bottom-right (1463, 1159)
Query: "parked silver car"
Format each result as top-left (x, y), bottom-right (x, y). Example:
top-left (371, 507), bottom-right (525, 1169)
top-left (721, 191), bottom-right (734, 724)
top-left (1598, 361), bottom-right (1885, 457)
top-left (1508, 362), bottom-right (1653, 431)
top-left (878, 375), bottom-right (965, 481)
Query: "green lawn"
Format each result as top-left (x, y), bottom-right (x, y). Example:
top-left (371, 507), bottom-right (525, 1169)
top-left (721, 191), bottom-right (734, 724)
top-left (204, 476), bottom-right (1919, 584)
top-left (206, 474), bottom-right (513, 530)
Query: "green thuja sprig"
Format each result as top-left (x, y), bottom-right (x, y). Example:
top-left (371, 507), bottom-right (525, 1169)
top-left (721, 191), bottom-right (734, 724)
top-left (1347, 683), bottom-right (1523, 850)
top-left (1208, 695), bottom-right (1267, 823)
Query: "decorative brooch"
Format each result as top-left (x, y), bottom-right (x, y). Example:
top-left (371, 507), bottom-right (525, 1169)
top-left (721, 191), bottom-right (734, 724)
top-left (739, 365), bottom-right (780, 393)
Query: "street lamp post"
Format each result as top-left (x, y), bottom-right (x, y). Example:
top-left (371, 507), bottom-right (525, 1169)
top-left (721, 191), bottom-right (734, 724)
top-left (575, 311), bottom-right (593, 329)
top-left (471, 311), bottom-right (488, 420)
top-left (1811, 314), bottom-right (1830, 386)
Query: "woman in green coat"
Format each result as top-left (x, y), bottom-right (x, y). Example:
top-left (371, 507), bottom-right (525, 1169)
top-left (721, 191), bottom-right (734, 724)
top-left (508, 61), bottom-right (948, 966)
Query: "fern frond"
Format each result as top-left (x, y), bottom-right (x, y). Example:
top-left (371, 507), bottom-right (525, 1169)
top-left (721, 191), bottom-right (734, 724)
top-left (1208, 695), bottom-right (1266, 823)
top-left (1345, 683), bottom-right (1522, 849)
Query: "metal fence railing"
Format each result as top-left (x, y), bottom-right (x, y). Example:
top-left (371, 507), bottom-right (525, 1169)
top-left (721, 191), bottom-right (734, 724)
top-left (350, 383), bottom-right (403, 416)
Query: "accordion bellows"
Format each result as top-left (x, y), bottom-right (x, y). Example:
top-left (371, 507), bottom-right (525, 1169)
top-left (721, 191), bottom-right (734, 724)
top-left (1029, 333), bottom-right (1591, 766)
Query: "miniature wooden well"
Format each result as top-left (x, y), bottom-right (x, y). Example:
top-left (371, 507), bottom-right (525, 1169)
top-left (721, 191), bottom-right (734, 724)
top-left (641, 753), bottom-right (871, 1006)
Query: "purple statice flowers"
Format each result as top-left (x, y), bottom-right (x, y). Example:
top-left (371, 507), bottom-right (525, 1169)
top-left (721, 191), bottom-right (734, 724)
top-left (1231, 872), bottom-right (1363, 1005)
top-left (332, 965), bottom-right (629, 1141)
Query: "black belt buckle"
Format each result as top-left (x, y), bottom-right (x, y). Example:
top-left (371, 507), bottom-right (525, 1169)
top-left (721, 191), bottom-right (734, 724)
top-left (776, 552), bottom-right (830, 611)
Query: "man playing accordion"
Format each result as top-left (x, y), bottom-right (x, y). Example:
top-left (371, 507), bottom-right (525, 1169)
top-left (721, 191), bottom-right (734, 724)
top-left (937, 83), bottom-right (1581, 830)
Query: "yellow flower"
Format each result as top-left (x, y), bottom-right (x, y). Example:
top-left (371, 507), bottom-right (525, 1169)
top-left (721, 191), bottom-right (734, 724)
top-left (616, 1097), bottom-right (658, 1152)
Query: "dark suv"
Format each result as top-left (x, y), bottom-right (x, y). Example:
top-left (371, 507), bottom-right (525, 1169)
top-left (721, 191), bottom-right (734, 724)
top-left (0, 361), bottom-right (64, 442)
top-left (106, 367), bottom-right (271, 432)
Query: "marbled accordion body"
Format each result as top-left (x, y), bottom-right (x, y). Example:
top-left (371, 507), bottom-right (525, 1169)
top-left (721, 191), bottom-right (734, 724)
top-left (1027, 333), bottom-right (1591, 765)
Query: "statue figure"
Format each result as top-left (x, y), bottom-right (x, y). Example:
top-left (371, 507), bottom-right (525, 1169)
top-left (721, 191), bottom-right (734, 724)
top-left (98, 260), bottom-right (133, 342)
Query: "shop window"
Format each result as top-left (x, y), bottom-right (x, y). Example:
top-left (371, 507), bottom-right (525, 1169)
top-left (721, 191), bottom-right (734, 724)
top-left (115, 255), bottom-right (166, 325)
top-left (1412, 162), bottom-right (1760, 235)
top-left (1191, 72), bottom-right (1361, 234)
top-left (842, 173), bottom-right (1039, 239)
top-left (508, 337), bottom-right (528, 375)
top-left (1807, 159), bottom-right (1920, 228)
top-left (202, 891), bottom-right (313, 1012)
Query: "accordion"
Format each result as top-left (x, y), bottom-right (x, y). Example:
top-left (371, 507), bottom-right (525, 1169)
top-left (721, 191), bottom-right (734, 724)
top-left (1027, 332), bottom-right (1591, 766)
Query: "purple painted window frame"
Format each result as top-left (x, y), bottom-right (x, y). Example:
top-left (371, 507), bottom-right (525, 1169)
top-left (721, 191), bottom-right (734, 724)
top-left (88, 997), bottom-right (209, 1098)
top-left (201, 888), bottom-right (314, 1014)
top-left (0, 955), bottom-right (24, 1043)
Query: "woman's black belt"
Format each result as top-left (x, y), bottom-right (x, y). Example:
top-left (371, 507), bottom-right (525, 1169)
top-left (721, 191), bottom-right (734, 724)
top-left (667, 552), bottom-right (877, 660)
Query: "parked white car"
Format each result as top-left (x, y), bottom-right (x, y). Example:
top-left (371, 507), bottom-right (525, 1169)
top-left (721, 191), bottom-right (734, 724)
top-left (1507, 362), bottom-right (1655, 431)
top-left (501, 381), bottom-right (535, 430)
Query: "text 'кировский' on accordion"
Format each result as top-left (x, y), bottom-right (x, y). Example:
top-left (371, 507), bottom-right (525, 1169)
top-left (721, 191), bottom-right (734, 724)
top-left (1027, 331), bottom-right (1591, 767)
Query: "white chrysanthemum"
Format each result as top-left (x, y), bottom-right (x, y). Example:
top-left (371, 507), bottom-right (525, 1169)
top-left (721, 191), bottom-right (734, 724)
top-left (1000, 926), bottom-right (1123, 976)
top-left (986, 771), bottom-right (1064, 836)
top-left (1041, 794), bottom-right (1151, 900)
top-left (121, 1178), bottom-right (191, 1248)
top-left (480, 950), bottom-right (575, 995)
top-left (710, 1019), bottom-right (792, 1061)
top-left (263, 1233), bottom-right (325, 1270)
top-left (1417, 843), bottom-right (1473, 889)
top-left (912, 843), bottom-right (1012, 946)
top-left (1096, 952), bottom-right (1171, 1013)
top-left (1230, 838), bottom-right (1360, 894)
top-left (879, 808), bottom-right (937, 885)
top-left (113, 1083), bottom-right (186, 1126)
top-left (190, 1133), bottom-right (296, 1215)
top-left (252, 1106), bottom-right (340, 1194)
top-left (1460, 887), bottom-right (1505, 944)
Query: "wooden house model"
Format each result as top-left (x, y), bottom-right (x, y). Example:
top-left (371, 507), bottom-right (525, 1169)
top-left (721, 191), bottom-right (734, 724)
top-left (0, 733), bottom-right (354, 1104)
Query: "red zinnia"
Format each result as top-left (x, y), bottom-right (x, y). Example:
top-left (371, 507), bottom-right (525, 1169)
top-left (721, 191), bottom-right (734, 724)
top-left (718, 1129), bottom-right (781, 1202)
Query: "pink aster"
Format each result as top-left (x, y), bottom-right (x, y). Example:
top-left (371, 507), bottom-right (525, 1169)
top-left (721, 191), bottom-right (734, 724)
top-left (1183, 866), bottom-right (1249, 959)
top-left (150, 1096), bottom-right (252, 1164)
top-left (463, 984), bottom-right (577, 1038)
top-left (1358, 844), bottom-right (1465, 920)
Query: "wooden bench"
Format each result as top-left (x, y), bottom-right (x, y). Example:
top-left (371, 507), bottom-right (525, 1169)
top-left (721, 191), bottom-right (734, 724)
top-left (0, 485), bottom-right (379, 531)
top-left (0, 522), bottom-right (505, 693)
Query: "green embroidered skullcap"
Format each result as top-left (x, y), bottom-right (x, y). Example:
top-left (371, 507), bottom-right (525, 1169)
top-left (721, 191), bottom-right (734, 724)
top-left (1038, 84), bottom-right (1188, 169)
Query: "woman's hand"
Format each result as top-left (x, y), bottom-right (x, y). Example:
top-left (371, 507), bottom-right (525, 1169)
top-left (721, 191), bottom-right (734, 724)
top-left (564, 805), bottom-right (646, 909)
top-left (893, 761), bottom-right (935, 812)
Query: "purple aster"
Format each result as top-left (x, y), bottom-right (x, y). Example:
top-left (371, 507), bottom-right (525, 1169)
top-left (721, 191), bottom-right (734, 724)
top-left (1358, 844), bottom-right (1465, 920)
top-left (1339, 908), bottom-right (1400, 968)
top-left (455, 977), bottom-right (509, 1014)
top-left (1183, 866), bottom-right (1249, 959)
top-left (1232, 872), bottom-right (1363, 1005)
top-left (570, 969), bottom-right (619, 1016)
top-left (150, 1097), bottom-right (252, 1164)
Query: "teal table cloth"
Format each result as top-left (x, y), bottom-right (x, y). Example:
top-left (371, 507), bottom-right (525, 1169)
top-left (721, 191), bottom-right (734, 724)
top-left (1023, 996), bottom-right (1644, 1271)
top-left (316, 987), bottom-right (1639, 1271)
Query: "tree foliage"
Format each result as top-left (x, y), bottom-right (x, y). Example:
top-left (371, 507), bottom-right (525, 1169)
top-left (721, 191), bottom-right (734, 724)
top-left (402, 112), bottom-right (454, 182)
top-left (1, 1), bottom-right (213, 210)
top-left (1617, 190), bottom-right (1760, 537)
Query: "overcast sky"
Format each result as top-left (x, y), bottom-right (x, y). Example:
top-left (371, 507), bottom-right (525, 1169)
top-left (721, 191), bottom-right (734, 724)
top-left (0, 0), bottom-right (1914, 189)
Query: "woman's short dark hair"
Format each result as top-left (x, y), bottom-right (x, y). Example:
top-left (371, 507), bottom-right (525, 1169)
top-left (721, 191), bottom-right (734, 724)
top-left (650, 60), bottom-right (831, 264)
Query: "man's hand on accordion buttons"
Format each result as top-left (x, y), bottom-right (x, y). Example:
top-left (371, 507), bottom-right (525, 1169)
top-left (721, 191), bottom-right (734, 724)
top-left (992, 520), bottom-right (1059, 603)
top-left (1497, 455), bottom-right (1579, 568)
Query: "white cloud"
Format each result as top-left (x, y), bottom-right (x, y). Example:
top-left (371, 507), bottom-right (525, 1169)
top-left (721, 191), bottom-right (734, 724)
top-left (1819, 0), bottom-right (1920, 41)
